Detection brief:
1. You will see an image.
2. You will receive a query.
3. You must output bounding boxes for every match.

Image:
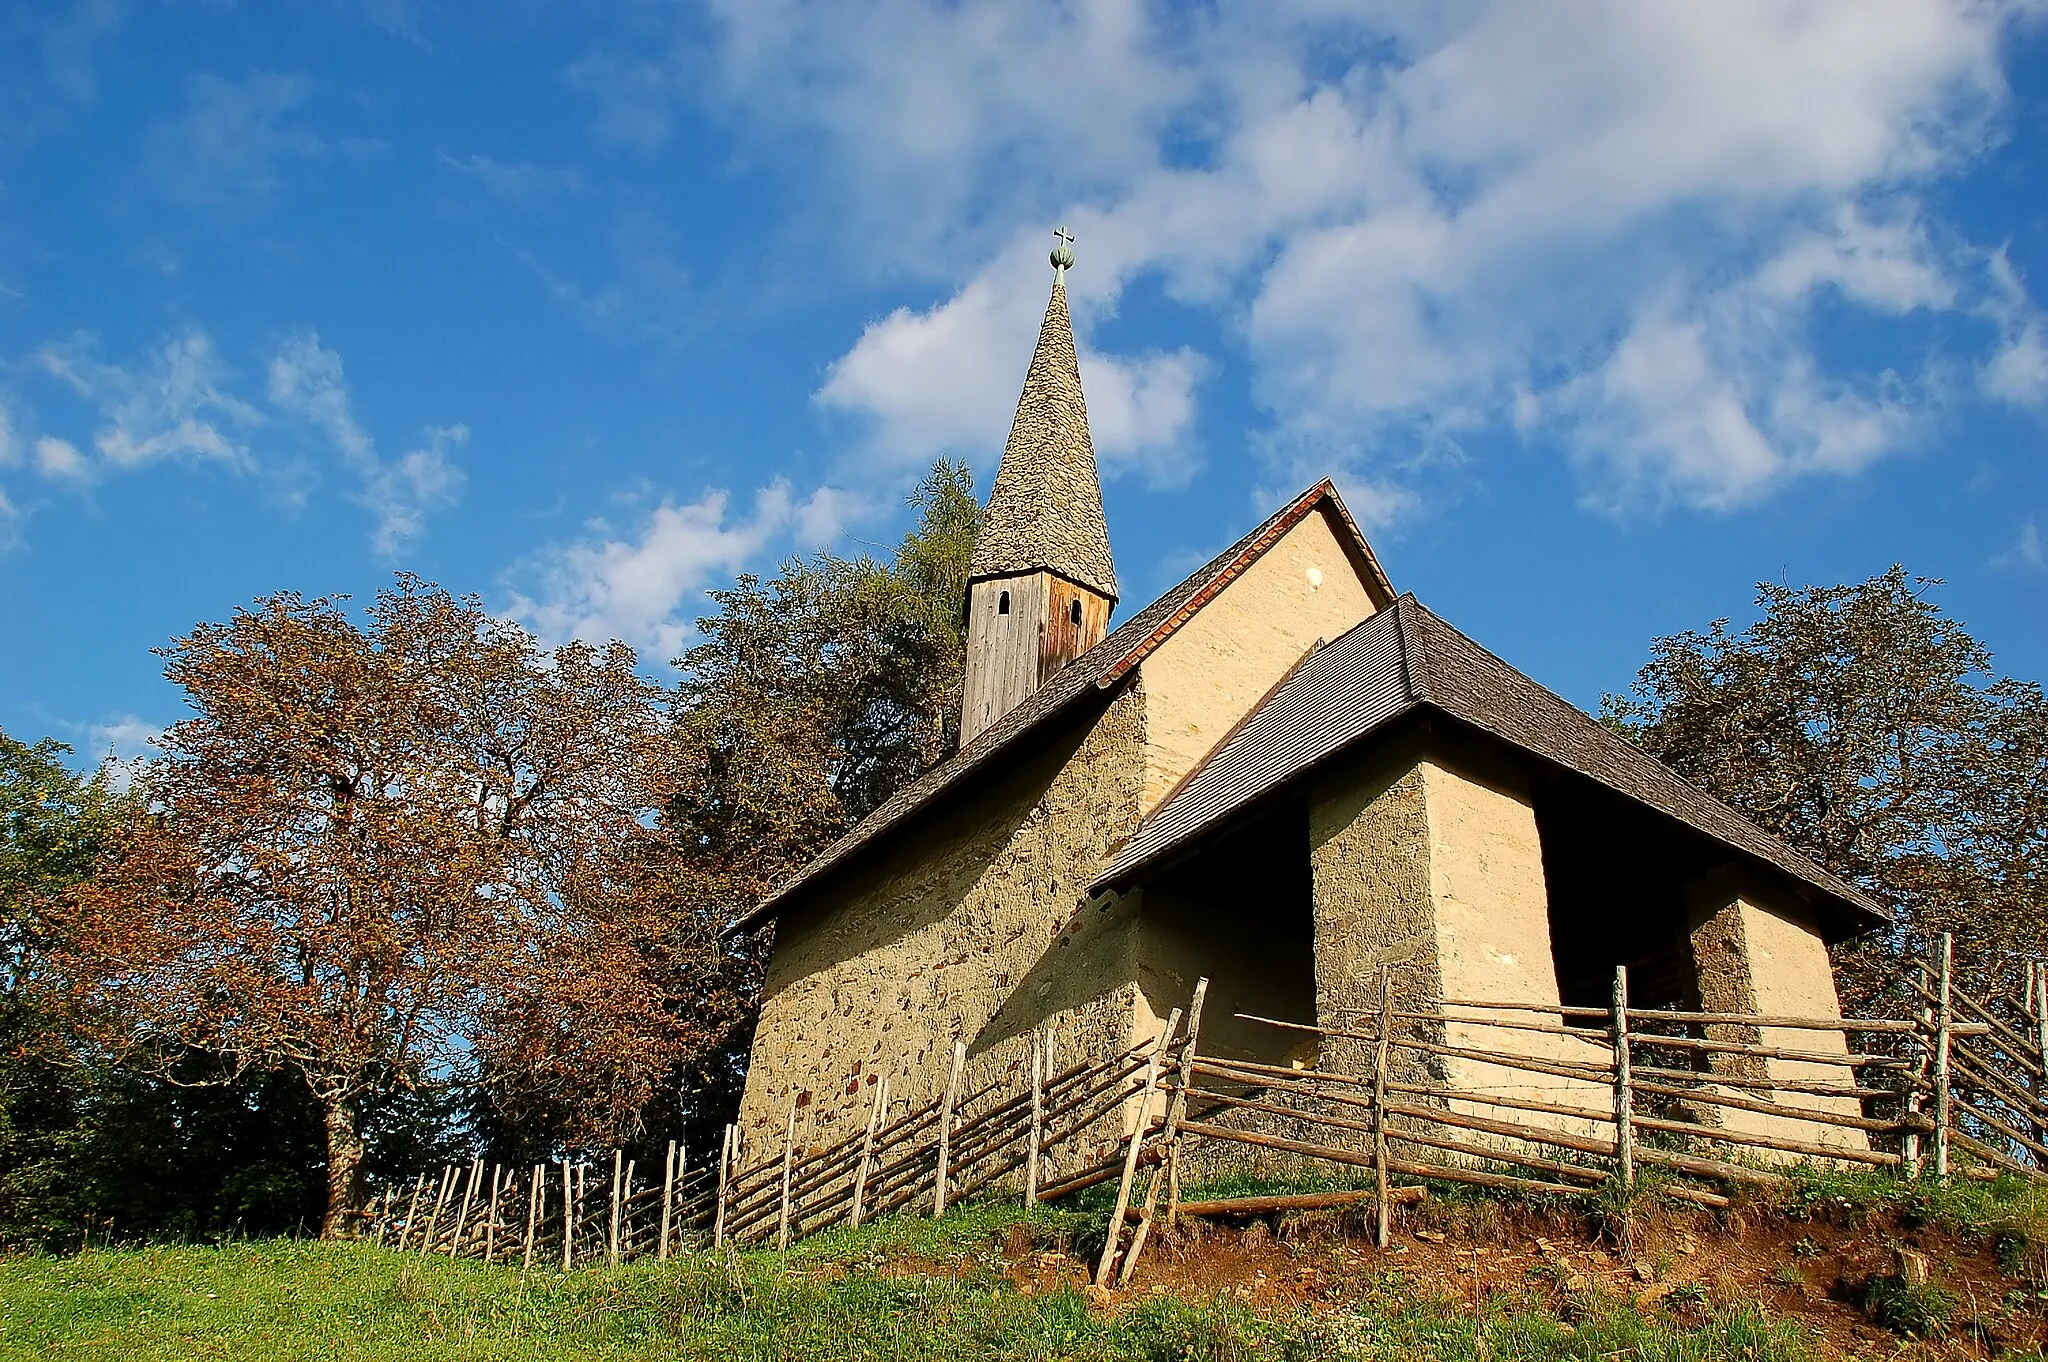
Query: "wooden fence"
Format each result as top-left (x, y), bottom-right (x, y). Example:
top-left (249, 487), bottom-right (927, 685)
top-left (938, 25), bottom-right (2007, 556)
top-left (359, 934), bottom-right (2048, 1285)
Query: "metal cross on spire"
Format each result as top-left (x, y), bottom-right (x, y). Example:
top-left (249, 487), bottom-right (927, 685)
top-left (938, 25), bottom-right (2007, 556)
top-left (1051, 225), bottom-right (1076, 275)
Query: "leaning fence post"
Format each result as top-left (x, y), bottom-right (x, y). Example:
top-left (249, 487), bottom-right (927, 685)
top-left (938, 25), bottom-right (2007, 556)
top-left (713, 1124), bottom-right (735, 1250)
top-left (1118, 979), bottom-right (1210, 1289)
top-left (1613, 966), bottom-right (1635, 1193)
top-left (851, 1079), bottom-right (886, 1228)
top-left (395, 1173), bottom-right (427, 1252)
top-left (449, 1159), bottom-right (481, 1257)
top-left (1094, 1006), bottom-right (1182, 1289)
top-left (1374, 969), bottom-right (1396, 1248)
top-left (522, 1165), bottom-right (541, 1272)
top-left (1026, 1031), bottom-right (1045, 1208)
top-left (607, 1149), bottom-right (623, 1265)
top-left (2034, 970), bottom-right (2048, 1160)
top-left (658, 1140), bottom-right (678, 1261)
top-left (933, 1041), bottom-right (966, 1218)
top-left (1934, 933), bottom-right (1955, 1178)
top-left (777, 1102), bottom-right (799, 1250)
top-left (419, 1165), bottom-right (453, 1256)
top-left (484, 1164), bottom-right (504, 1262)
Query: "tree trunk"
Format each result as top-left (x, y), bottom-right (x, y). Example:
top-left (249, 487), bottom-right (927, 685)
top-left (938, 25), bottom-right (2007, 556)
top-left (319, 1091), bottom-right (367, 1240)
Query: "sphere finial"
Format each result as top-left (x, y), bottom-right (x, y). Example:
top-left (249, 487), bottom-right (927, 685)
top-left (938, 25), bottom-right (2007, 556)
top-left (1050, 225), bottom-right (1076, 274)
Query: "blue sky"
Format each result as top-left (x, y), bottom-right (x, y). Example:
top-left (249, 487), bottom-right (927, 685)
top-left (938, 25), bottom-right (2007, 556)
top-left (2, 1), bottom-right (2045, 769)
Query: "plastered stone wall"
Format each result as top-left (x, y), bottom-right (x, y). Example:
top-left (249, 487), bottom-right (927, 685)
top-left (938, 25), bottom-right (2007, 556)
top-left (1687, 872), bottom-right (1869, 1156)
top-left (1309, 737), bottom-right (1609, 1141)
top-left (738, 686), bottom-right (1150, 1173)
top-left (1138, 508), bottom-right (1382, 814)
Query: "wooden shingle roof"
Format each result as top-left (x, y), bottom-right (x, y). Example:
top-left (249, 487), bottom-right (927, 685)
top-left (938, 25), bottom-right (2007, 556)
top-left (1093, 596), bottom-right (1886, 936)
top-left (967, 272), bottom-right (1120, 601)
top-left (730, 481), bottom-right (1394, 932)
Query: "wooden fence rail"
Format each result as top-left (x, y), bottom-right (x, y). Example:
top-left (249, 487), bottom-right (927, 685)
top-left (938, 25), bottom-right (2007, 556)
top-left (360, 934), bottom-right (2048, 1282)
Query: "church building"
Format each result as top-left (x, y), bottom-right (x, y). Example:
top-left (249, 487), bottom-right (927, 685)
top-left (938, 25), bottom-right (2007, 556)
top-left (730, 237), bottom-right (1885, 1161)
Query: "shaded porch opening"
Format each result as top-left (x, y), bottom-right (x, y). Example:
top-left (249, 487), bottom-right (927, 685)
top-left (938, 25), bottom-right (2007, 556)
top-left (1531, 769), bottom-right (1721, 1021)
top-left (1138, 799), bottom-right (1318, 1068)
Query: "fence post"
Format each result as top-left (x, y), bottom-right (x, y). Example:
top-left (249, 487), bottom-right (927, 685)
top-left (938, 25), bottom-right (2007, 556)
top-left (523, 1165), bottom-right (541, 1272)
top-left (777, 1102), bottom-right (798, 1250)
top-left (449, 1159), bottom-right (481, 1257)
top-left (394, 1173), bottom-right (426, 1251)
top-left (607, 1149), bottom-right (623, 1265)
top-left (1117, 979), bottom-right (1209, 1289)
top-left (1934, 933), bottom-right (1954, 1178)
top-left (851, 1079), bottom-right (886, 1228)
top-left (1374, 969), bottom-right (1395, 1248)
top-left (658, 1141), bottom-right (677, 1261)
top-left (933, 1041), bottom-right (966, 1218)
top-left (713, 1124), bottom-right (735, 1250)
top-left (1094, 1006), bottom-right (1181, 1289)
top-left (1613, 966), bottom-right (1635, 1193)
top-left (560, 1160), bottom-right (574, 1271)
top-left (1026, 1031), bottom-right (1044, 1209)
top-left (484, 1165), bottom-right (504, 1262)
top-left (2035, 970), bottom-right (2048, 1159)
top-left (419, 1165), bottom-right (453, 1256)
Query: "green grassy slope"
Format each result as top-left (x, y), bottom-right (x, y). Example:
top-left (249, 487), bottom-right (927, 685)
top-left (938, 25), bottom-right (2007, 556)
top-left (1, 1203), bottom-right (1817, 1362)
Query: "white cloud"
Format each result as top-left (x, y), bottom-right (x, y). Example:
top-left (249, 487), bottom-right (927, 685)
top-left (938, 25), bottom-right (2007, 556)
top-left (1982, 251), bottom-right (2048, 405)
top-left (1992, 518), bottom-right (2045, 571)
top-left (644, 0), bottom-right (2041, 516)
top-left (148, 72), bottom-right (327, 205)
top-left (84, 713), bottom-right (164, 794)
top-left (266, 330), bottom-right (468, 554)
top-left (11, 327), bottom-right (463, 551)
top-left (817, 235), bottom-right (1207, 486)
top-left (437, 151), bottom-right (583, 202)
top-left (36, 328), bottom-right (261, 469)
top-left (505, 480), bottom-right (853, 658)
top-left (33, 435), bottom-right (88, 481)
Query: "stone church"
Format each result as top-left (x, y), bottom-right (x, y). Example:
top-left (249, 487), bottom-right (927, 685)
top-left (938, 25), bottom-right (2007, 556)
top-left (731, 240), bottom-right (1885, 1158)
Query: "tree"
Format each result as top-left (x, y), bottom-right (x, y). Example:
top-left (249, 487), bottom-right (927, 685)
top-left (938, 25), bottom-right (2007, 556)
top-left (48, 578), bottom-right (689, 1236)
top-left (1604, 567), bottom-right (2048, 1005)
top-left (592, 460), bottom-right (983, 1151)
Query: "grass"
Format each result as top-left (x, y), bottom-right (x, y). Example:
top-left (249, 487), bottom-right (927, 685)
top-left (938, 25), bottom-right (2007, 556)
top-left (0, 1200), bottom-right (1824, 1362)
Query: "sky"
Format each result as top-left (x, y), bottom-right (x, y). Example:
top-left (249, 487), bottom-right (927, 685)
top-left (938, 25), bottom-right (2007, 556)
top-left (2, 0), bottom-right (2045, 770)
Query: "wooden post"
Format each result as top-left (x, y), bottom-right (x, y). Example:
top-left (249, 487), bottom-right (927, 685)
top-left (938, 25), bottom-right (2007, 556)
top-left (1905, 969), bottom-right (1932, 1177)
top-left (418, 1165), bottom-right (453, 1256)
top-left (560, 1160), bottom-right (574, 1271)
top-left (658, 1140), bottom-right (678, 1261)
top-left (1374, 970), bottom-right (1395, 1248)
top-left (777, 1103), bottom-right (798, 1250)
top-left (1934, 933), bottom-right (1955, 1178)
top-left (1118, 980), bottom-right (1210, 1289)
top-left (620, 1160), bottom-right (635, 1257)
top-left (484, 1165), bottom-right (504, 1262)
top-left (1613, 966), bottom-right (1635, 1193)
top-left (523, 1165), bottom-right (541, 1272)
top-left (933, 1041), bottom-right (966, 1218)
top-left (608, 1149), bottom-right (623, 1266)
top-left (395, 1173), bottom-right (426, 1251)
top-left (1026, 1031), bottom-right (1045, 1208)
top-left (449, 1159), bottom-right (481, 1257)
top-left (2034, 970), bottom-right (2048, 1160)
top-left (1094, 1007), bottom-right (1181, 1289)
top-left (851, 1080), bottom-right (886, 1228)
top-left (713, 1124), bottom-right (735, 1250)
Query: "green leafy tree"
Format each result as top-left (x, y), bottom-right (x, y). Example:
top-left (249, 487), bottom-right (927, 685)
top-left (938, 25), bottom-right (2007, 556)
top-left (1604, 567), bottom-right (2048, 1006)
top-left (595, 460), bottom-right (981, 1152)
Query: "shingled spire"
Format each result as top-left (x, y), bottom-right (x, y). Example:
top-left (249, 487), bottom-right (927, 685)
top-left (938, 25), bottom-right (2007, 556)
top-left (959, 231), bottom-right (1120, 745)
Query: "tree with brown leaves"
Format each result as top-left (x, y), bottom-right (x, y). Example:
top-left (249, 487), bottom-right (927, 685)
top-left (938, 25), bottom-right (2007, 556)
top-left (52, 578), bottom-right (687, 1237)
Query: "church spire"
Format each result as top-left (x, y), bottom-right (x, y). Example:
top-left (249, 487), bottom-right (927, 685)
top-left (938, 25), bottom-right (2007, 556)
top-left (959, 231), bottom-right (1119, 745)
top-left (967, 229), bottom-right (1119, 603)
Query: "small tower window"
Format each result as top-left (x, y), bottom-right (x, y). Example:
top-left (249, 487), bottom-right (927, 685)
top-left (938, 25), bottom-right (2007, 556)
top-left (997, 590), bottom-right (1010, 615)
top-left (1070, 599), bottom-right (1083, 627)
